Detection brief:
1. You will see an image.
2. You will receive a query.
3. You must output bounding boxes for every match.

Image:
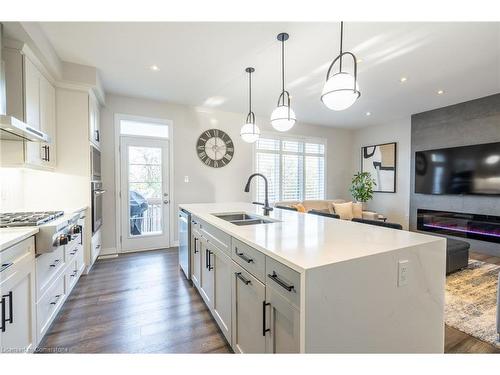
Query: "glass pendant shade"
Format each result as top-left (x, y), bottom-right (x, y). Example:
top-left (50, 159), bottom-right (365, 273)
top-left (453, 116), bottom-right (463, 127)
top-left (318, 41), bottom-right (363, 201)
top-left (240, 122), bottom-right (260, 143)
top-left (321, 72), bottom-right (360, 111)
top-left (271, 105), bottom-right (296, 132)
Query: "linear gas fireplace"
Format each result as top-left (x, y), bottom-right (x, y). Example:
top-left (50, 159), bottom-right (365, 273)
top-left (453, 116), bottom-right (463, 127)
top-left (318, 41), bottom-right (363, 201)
top-left (417, 209), bottom-right (500, 244)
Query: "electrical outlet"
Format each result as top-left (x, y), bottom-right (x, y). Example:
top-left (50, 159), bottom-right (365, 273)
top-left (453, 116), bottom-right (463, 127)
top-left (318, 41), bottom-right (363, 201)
top-left (184, 176), bottom-right (190, 183)
top-left (398, 260), bottom-right (409, 287)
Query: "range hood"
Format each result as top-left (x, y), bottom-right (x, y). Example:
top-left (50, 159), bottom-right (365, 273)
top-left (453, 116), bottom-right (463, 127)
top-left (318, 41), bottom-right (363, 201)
top-left (0, 23), bottom-right (50, 143)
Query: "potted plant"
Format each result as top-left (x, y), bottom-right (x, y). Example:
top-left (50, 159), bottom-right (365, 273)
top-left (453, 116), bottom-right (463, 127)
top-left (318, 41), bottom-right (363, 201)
top-left (349, 172), bottom-right (376, 206)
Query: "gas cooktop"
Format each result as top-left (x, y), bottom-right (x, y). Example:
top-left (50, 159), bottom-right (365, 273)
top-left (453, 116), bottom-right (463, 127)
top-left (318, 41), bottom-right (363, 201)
top-left (0, 211), bottom-right (64, 228)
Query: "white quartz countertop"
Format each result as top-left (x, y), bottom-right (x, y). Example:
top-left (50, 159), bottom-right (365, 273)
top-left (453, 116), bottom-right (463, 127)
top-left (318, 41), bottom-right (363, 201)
top-left (0, 227), bottom-right (39, 251)
top-left (179, 202), bottom-right (445, 272)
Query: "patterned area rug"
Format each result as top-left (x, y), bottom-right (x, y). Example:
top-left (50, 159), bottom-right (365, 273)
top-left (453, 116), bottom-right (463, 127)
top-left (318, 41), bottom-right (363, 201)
top-left (446, 260), bottom-right (500, 347)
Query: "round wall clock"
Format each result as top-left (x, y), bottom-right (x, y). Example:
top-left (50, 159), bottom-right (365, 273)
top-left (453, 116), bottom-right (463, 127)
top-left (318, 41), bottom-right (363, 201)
top-left (196, 129), bottom-right (234, 168)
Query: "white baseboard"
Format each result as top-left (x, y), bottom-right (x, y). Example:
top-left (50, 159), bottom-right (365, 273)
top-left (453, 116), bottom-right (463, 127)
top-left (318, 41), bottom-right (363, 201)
top-left (101, 247), bottom-right (118, 256)
top-left (172, 240), bottom-right (179, 247)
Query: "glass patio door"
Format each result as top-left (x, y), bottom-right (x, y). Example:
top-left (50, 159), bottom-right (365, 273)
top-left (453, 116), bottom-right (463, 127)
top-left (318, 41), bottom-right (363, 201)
top-left (120, 136), bottom-right (170, 252)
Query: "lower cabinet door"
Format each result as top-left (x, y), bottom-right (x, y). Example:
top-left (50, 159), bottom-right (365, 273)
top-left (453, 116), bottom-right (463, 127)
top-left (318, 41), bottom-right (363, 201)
top-left (265, 286), bottom-right (300, 353)
top-left (0, 262), bottom-right (36, 352)
top-left (211, 245), bottom-right (232, 344)
top-left (199, 238), bottom-right (214, 307)
top-left (191, 229), bottom-right (201, 288)
top-left (231, 262), bottom-right (266, 353)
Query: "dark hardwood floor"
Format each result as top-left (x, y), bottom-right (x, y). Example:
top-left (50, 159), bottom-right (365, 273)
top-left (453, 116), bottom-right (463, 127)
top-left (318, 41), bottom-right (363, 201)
top-left (38, 248), bottom-right (500, 353)
top-left (38, 248), bottom-right (232, 353)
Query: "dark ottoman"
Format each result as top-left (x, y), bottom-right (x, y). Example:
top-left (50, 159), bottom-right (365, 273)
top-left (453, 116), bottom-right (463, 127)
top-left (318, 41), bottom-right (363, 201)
top-left (446, 238), bottom-right (470, 274)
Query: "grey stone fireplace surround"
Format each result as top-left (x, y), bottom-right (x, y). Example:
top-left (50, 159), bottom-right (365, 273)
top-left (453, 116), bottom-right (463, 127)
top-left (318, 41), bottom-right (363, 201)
top-left (410, 93), bottom-right (500, 256)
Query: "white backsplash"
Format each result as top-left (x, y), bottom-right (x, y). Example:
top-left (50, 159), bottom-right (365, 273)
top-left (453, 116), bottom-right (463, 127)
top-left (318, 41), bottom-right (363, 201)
top-left (0, 168), bottom-right (26, 211)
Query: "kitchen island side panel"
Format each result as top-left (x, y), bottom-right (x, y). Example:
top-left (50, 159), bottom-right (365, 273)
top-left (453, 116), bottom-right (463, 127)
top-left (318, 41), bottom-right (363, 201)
top-left (304, 239), bottom-right (446, 353)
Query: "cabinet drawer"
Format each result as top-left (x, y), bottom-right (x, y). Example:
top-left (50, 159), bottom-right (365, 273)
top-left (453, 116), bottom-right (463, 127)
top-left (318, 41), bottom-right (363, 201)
top-left (65, 258), bottom-right (79, 293)
top-left (198, 218), bottom-right (231, 255)
top-left (0, 236), bottom-right (35, 283)
top-left (36, 246), bottom-right (65, 299)
top-left (265, 257), bottom-right (301, 309)
top-left (91, 229), bottom-right (102, 263)
top-left (64, 234), bottom-right (81, 260)
top-left (231, 238), bottom-right (266, 282)
top-left (37, 272), bottom-right (66, 339)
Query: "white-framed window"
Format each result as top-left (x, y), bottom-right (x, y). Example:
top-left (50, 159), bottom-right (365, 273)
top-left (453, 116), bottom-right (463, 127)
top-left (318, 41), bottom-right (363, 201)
top-left (253, 134), bottom-right (326, 203)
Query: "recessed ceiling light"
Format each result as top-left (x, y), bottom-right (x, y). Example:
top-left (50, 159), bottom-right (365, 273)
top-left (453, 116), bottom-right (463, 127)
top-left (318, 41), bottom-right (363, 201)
top-left (437, 89), bottom-right (445, 95)
top-left (400, 77), bottom-right (407, 83)
top-left (366, 112), bottom-right (371, 116)
top-left (150, 65), bottom-right (160, 71)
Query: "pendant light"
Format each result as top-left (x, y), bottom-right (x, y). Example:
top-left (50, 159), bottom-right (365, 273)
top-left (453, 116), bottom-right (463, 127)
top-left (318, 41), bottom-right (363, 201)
top-left (240, 67), bottom-right (260, 143)
top-left (321, 22), bottom-right (361, 111)
top-left (271, 33), bottom-right (296, 132)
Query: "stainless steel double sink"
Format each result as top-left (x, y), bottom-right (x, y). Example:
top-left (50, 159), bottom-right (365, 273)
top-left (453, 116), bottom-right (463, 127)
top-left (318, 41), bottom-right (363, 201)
top-left (213, 212), bottom-right (278, 226)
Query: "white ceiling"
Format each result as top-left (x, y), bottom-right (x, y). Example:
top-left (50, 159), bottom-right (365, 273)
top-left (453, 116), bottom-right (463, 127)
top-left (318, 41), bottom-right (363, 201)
top-left (38, 22), bottom-right (500, 128)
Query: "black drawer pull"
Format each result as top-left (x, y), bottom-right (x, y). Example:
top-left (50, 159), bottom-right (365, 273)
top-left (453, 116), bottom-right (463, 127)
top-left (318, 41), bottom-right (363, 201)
top-left (1, 291), bottom-right (14, 331)
top-left (50, 294), bottom-right (62, 305)
top-left (49, 259), bottom-right (61, 267)
top-left (235, 272), bottom-right (251, 285)
top-left (0, 297), bottom-right (5, 332)
top-left (235, 248), bottom-right (254, 264)
top-left (0, 262), bottom-right (13, 273)
top-left (262, 301), bottom-right (270, 336)
top-left (205, 249), bottom-right (209, 269)
top-left (70, 270), bottom-right (78, 277)
top-left (193, 237), bottom-right (198, 254)
top-left (268, 272), bottom-right (295, 292)
top-left (208, 250), bottom-right (214, 271)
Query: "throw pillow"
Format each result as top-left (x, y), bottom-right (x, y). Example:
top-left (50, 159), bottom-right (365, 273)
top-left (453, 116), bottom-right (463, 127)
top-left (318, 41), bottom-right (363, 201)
top-left (331, 201), bottom-right (354, 220)
top-left (293, 203), bottom-right (306, 213)
top-left (352, 202), bottom-right (363, 219)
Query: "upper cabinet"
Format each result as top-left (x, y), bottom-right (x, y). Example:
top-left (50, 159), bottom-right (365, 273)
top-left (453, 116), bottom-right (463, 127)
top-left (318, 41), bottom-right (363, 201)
top-left (89, 93), bottom-right (101, 149)
top-left (2, 46), bottom-right (57, 169)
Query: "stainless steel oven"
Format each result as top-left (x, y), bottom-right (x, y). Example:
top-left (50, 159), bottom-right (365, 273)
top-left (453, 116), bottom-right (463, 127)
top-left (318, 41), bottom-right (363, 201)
top-left (91, 146), bottom-right (101, 181)
top-left (91, 181), bottom-right (105, 234)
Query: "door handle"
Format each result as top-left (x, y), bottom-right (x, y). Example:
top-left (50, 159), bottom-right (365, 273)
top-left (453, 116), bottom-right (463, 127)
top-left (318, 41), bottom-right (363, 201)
top-left (2, 291), bottom-right (13, 328)
top-left (193, 237), bottom-right (198, 253)
top-left (208, 250), bottom-right (214, 271)
top-left (235, 249), bottom-right (254, 264)
top-left (268, 271), bottom-right (295, 292)
top-left (163, 200), bottom-right (169, 204)
top-left (235, 272), bottom-right (251, 285)
top-left (262, 301), bottom-right (270, 336)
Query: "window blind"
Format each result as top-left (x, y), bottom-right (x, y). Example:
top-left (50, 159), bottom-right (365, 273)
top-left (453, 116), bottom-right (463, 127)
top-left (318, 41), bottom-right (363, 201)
top-left (254, 135), bottom-right (326, 203)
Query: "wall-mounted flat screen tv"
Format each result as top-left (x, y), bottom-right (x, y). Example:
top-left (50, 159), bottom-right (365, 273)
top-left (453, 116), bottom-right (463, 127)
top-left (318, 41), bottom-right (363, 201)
top-left (415, 142), bottom-right (500, 195)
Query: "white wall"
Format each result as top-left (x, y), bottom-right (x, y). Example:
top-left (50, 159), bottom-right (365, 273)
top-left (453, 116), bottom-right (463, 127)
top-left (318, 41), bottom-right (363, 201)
top-left (100, 93), bottom-right (354, 251)
top-left (352, 118), bottom-right (411, 229)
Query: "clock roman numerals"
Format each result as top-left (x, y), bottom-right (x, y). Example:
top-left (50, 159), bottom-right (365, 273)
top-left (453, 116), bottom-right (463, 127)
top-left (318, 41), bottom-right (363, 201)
top-left (196, 129), bottom-right (234, 168)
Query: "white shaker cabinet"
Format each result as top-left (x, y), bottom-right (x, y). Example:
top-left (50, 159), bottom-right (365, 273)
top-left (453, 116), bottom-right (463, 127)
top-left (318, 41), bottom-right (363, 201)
top-left (2, 46), bottom-right (57, 169)
top-left (199, 237), bottom-right (214, 307)
top-left (265, 285), bottom-right (300, 353)
top-left (231, 262), bottom-right (266, 353)
top-left (211, 243), bottom-right (232, 343)
top-left (191, 228), bottom-right (202, 288)
top-left (89, 93), bottom-right (101, 148)
top-left (0, 237), bottom-right (36, 353)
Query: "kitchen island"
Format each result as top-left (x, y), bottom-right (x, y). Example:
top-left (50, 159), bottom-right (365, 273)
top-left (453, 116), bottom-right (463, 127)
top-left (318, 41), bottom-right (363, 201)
top-left (179, 202), bottom-right (446, 353)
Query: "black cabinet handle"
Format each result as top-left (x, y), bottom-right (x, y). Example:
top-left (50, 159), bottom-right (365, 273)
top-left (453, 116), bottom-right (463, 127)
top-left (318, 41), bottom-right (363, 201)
top-left (268, 271), bottom-right (295, 292)
top-left (0, 296), bottom-right (5, 332)
top-left (262, 301), bottom-right (270, 336)
top-left (50, 294), bottom-right (62, 306)
top-left (1, 291), bottom-right (13, 329)
top-left (47, 145), bottom-right (50, 161)
top-left (235, 272), bottom-right (251, 285)
top-left (193, 237), bottom-right (198, 253)
top-left (235, 248), bottom-right (254, 264)
top-left (208, 250), bottom-right (214, 271)
top-left (205, 248), bottom-right (209, 269)
top-left (95, 130), bottom-right (100, 142)
top-left (50, 259), bottom-right (61, 268)
top-left (0, 262), bottom-right (13, 273)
